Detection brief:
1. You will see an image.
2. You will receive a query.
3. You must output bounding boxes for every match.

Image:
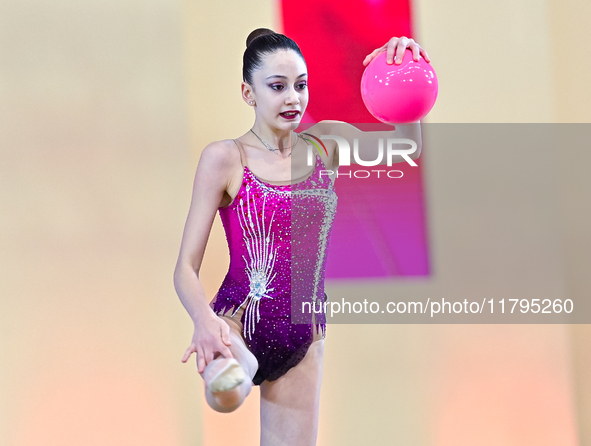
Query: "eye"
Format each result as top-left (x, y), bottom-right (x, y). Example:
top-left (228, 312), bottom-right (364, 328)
top-left (297, 82), bottom-right (307, 90)
top-left (270, 84), bottom-right (284, 91)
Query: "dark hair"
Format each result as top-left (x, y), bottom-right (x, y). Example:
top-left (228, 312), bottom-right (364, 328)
top-left (243, 28), bottom-right (306, 85)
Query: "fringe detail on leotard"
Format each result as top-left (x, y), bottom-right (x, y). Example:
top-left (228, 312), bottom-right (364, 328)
top-left (314, 322), bottom-right (326, 338)
top-left (213, 299), bottom-right (242, 319)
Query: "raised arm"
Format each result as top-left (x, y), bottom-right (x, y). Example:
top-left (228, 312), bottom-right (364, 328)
top-left (306, 120), bottom-right (422, 168)
top-left (304, 36), bottom-right (428, 168)
top-left (173, 140), bottom-right (236, 373)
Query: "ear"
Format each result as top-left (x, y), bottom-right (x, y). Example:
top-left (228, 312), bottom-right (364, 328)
top-left (241, 82), bottom-right (255, 106)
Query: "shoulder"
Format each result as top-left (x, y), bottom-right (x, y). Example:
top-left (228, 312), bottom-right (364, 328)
top-left (300, 121), bottom-right (340, 170)
top-left (199, 139), bottom-right (240, 167)
top-left (193, 139), bottom-right (242, 191)
top-left (198, 139), bottom-right (240, 170)
top-left (302, 120), bottom-right (335, 139)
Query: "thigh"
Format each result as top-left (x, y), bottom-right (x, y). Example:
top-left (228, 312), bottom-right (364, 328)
top-left (259, 338), bottom-right (325, 446)
top-left (215, 307), bottom-right (259, 378)
top-left (216, 304), bottom-right (245, 333)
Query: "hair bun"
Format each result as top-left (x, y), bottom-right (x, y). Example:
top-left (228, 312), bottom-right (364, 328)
top-left (246, 28), bottom-right (276, 48)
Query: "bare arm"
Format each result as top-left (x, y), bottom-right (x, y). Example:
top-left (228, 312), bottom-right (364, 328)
top-left (303, 36), bottom-right (428, 169)
top-left (306, 120), bottom-right (422, 168)
top-left (173, 139), bottom-right (236, 372)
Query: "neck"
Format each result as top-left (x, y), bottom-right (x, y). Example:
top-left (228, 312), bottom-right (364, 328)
top-left (251, 122), bottom-right (296, 150)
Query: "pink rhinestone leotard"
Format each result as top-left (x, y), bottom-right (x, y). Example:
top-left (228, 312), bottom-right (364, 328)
top-left (211, 137), bottom-right (338, 385)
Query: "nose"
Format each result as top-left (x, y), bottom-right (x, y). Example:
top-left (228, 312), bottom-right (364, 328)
top-left (285, 85), bottom-right (300, 105)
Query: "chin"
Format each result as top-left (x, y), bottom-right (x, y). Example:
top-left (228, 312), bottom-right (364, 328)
top-left (277, 121), bottom-right (300, 131)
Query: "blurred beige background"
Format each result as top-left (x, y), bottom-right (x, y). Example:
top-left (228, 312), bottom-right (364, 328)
top-left (1, 0), bottom-right (590, 445)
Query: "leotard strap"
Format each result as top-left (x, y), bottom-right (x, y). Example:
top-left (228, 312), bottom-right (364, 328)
top-left (232, 139), bottom-right (247, 168)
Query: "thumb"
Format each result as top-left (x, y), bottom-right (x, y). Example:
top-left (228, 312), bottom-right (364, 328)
top-left (220, 326), bottom-right (232, 346)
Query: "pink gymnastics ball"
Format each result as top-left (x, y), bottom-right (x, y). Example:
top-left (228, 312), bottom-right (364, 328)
top-left (361, 49), bottom-right (438, 124)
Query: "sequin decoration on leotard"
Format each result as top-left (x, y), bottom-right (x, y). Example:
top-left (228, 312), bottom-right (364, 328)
top-left (212, 139), bottom-right (338, 385)
top-left (233, 182), bottom-right (279, 340)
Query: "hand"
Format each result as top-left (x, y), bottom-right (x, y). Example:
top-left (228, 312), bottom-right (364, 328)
top-left (181, 311), bottom-right (234, 374)
top-left (363, 36), bottom-right (430, 66)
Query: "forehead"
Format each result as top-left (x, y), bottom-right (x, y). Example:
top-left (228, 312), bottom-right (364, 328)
top-left (257, 49), bottom-right (307, 78)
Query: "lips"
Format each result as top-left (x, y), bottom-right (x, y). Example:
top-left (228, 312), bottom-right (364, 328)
top-left (280, 110), bottom-right (300, 118)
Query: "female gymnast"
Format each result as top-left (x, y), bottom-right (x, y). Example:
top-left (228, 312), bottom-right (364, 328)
top-left (173, 28), bottom-right (428, 445)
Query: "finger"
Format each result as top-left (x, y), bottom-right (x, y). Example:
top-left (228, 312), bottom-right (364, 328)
top-left (363, 47), bottom-right (384, 66)
top-left (394, 39), bottom-right (408, 64)
top-left (220, 324), bottom-right (232, 346)
top-left (203, 347), bottom-right (215, 368)
top-left (181, 345), bottom-right (195, 363)
top-left (420, 48), bottom-right (431, 63)
top-left (412, 45), bottom-right (421, 62)
top-left (386, 38), bottom-right (398, 64)
top-left (199, 347), bottom-right (215, 374)
top-left (219, 344), bottom-right (234, 360)
top-left (196, 346), bottom-right (206, 374)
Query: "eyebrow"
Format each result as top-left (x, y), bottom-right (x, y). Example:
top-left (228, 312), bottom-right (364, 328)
top-left (265, 73), bottom-right (307, 80)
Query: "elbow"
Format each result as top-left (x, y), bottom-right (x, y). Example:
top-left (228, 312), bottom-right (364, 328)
top-left (173, 258), bottom-right (183, 280)
top-left (173, 266), bottom-right (182, 290)
top-left (173, 262), bottom-right (188, 288)
top-left (410, 143), bottom-right (422, 161)
top-left (410, 124), bottom-right (422, 160)
top-left (174, 261), bottom-right (199, 284)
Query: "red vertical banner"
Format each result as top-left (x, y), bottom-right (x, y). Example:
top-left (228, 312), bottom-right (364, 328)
top-left (281, 0), bottom-right (430, 277)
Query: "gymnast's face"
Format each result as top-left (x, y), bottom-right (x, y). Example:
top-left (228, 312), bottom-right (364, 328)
top-left (246, 49), bottom-right (308, 132)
